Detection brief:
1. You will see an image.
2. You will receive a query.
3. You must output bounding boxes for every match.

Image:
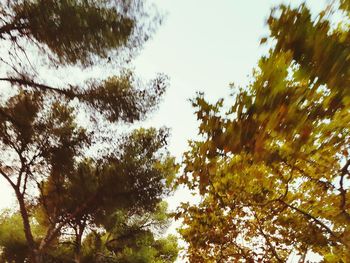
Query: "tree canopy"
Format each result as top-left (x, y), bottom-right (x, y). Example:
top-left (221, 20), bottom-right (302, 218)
top-left (0, 201), bottom-right (179, 263)
top-left (0, 0), bottom-right (178, 262)
top-left (177, 2), bottom-right (350, 262)
top-left (3, 0), bottom-right (350, 262)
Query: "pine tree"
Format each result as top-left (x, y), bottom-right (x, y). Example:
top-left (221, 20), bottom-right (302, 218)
top-left (0, 1), bottom-right (177, 262)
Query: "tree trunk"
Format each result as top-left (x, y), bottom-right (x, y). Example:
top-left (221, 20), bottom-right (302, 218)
top-left (74, 224), bottom-right (85, 263)
top-left (74, 243), bottom-right (82, 263)
top-left (15, 189), bottom-right (40, 263)
top-left (33, 252), bottom-right (44, 263)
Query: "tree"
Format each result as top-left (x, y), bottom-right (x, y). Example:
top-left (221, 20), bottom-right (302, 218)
top-left (177, 2), bottom-right (350, 262)
top-left (81, 201), bottom-right (179, 263)
top-left (0, 1), bottom-right (176, 262)
top-left (38, 127), bottom-right (178, 262)
top-left (0, 210), bottom-right (32, 263)
top-left (0, 201), bottom-right (179, 263)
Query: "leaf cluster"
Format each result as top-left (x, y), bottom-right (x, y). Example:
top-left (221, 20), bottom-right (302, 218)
top-left (178, 2), bottom-right (350, 262)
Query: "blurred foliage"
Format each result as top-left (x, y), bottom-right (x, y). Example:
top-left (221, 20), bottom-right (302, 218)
top-left (0, 0), bottom-right (176, 262)
top-left (0, 210), bottom-right (29, 263)
top-left (0, 202), bottom-right (179, 263)
top-left (177, 1), bottom-right (350, 262)
top-left (81, 202), bottom-right (179, 263)
top-left (40, 127), bottom-right (178, 227)
top-left (11, 0), bottom-right (133, 65)
top-left (0, 0), bottom-right (166, 124)
top-left (1, 0), bottom-right (159, 66)
top-left (0, 89), bottom-right (178, 262)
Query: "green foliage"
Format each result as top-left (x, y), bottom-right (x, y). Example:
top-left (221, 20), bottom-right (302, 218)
top-left (340, 0), bottom-right (350, 14)
top-left (0, 1), bottom-right (175, 262)
top-left (41, 128), bottom-right (178, 225)
top-left (14, 0), bottom-right (131, 65)
top-left (80, 232), bottom-right (178, 263)
top-left (113, 234), bottom-right (178, 263)
top-left (80, 202), bottom-right (178, 263)
top-left (0, 210), bottom-right (28, 263)
top-left (81, 72), bottom-right (167, 122)
top-left (178, 2), bottom-right (350, 262)
top-left (0, 210), bottom-right (55, 263)
top-left (0, 203), bottom-right (179, 263)
top-left (6, 0), bottom-right (155, 66)
top-left (0, 0), bottom-right (165, 124)
top-left (0, 92), bottom-right (178, 261)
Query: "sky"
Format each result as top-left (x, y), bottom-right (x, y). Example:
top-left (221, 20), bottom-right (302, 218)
top-left (134, 0), bottom-right (327, 160)
top-left (132, 0), bottom-right (328, 261)
top-left (0, 0), bottom-right (330, 261)
top-left (0, 0), bottom-right (329, 207)
top-left (133, 0), bottom-right (328, 211)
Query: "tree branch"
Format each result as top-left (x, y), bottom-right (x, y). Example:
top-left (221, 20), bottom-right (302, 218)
top-left (0, 166), bottom-right (16, 189)
top-left (339, 159), bottom-right (350, 221)
top-left (253, 212), bottom-right (284, 263)
top-left (0, 22), bottom-right (25, 38)
top-left (277, 199), bottom-right (347, 247)
top-left (0, 77), bottom-right (73, 96)
top-left (38, 193), bottom-right (98, 251)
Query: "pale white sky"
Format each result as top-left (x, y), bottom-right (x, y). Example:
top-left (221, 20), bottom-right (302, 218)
top-left (0, 0), bottom-right (328, 206)
top-left (133, 1), bottom-right (328, 261)
top-left (133, 0), bottom-right (327, 211)
top-left (0, 0), bottom-right (329, 261)
top-left (135, 0), bottom-right (327, 157)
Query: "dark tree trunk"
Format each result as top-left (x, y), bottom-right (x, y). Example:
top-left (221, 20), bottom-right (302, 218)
top-left (74, 223), bottom-right (85, 263)
top-left (15, 189), bottom-right (40, 262)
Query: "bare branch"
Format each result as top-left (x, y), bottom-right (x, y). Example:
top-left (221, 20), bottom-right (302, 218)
top-left (277, 199), bottom-right (347, 248)
top-left (0, 165), bottom-right (16, 189)
top-left (0, 77), bottom-right (73, 96)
